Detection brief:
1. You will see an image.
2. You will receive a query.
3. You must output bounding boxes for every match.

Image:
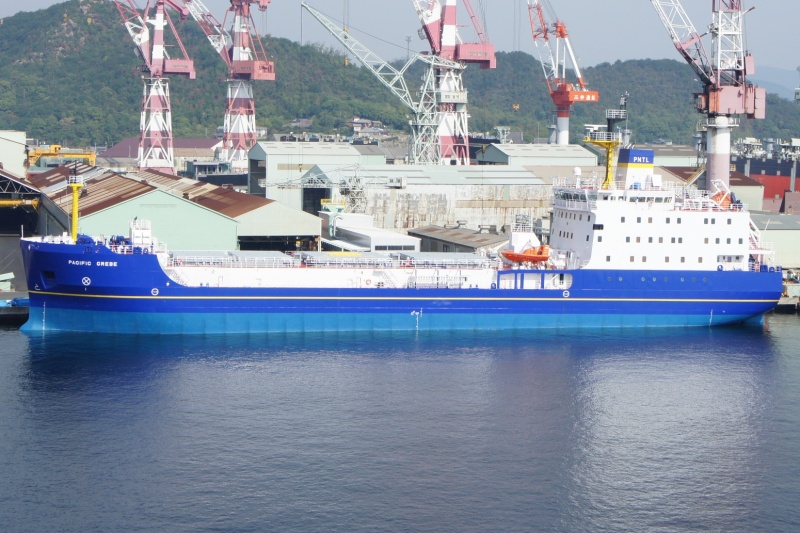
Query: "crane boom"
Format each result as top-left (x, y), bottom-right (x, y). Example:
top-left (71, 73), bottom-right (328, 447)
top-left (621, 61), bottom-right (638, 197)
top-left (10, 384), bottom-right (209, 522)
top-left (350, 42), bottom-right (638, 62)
top-left (302, 2), bottom-right (464, 165)
top-left (650, 0), bottom-right (713, 85)
top-left (183, 0), bottom-right (232, 63)
top-left (649, 0), bottom-right (765, 189)
top-left (527, 0), bottom-right (598, 146)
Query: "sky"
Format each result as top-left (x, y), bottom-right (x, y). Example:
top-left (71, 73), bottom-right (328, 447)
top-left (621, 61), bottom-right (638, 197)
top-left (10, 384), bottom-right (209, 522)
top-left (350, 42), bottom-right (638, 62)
top-left (1, 0), bottom-right (797, 71)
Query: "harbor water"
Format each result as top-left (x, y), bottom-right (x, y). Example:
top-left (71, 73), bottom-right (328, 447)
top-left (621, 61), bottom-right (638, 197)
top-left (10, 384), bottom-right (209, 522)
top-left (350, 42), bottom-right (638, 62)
top-left (1, 316), bottom-right (799, 532)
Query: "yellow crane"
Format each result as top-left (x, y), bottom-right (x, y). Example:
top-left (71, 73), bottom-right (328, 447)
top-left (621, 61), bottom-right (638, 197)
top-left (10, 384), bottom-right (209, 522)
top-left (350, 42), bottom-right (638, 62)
top-left (26, 145), bottom-right (96, 168)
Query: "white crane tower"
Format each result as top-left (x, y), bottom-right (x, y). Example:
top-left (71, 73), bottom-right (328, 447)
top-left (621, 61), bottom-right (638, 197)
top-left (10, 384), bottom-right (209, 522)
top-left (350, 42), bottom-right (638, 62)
top-left (650, 0), bottom-right (765, 189)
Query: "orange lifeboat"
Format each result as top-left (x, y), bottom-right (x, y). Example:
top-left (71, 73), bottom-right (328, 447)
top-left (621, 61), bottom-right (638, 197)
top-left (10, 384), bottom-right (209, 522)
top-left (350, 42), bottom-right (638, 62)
top-left (501, 245), bottom-right (550, 264)
top-left (712, 191), bottom-right (732, 209)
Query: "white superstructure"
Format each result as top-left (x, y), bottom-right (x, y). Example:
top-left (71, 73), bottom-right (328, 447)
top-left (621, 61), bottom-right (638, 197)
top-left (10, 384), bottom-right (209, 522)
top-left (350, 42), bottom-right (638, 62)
top-left (548, 177), bottom-right (772, 272)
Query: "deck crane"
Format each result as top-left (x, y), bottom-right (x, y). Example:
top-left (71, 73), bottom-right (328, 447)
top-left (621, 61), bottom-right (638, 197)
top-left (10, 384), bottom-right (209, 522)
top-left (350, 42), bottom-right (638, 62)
top-left (650, 0), bottom-right (765, 189)
top-left (301, 2), bottom-right (465, 165)
top-left (113, 0), bottom-right (196, 175)
top-left (411, 0), bottom-right (496, 165)
top-left (527, 0), bottom-right (598, 146)
top-left (182, 0), bottom-right (275, 170)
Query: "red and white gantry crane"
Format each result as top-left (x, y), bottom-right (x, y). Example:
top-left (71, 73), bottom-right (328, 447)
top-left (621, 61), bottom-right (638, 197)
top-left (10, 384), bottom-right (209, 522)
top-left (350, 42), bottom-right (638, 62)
top-left (301, 2), bottom-right (465, 166)
top-left (411, 0), bottom-right (496, 165)
top-left (650, 0), bottom-right (765, 189)
top-left (183, 0), bottom-right (275, 170)
top-left (527, 0), bottom-right (598, 146)
top-left (113, 0), bottom-right (196, 174)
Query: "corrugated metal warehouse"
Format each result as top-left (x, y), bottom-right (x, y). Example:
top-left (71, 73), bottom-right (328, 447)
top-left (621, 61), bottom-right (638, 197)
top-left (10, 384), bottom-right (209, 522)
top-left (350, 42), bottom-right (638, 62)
top-left (475, 143), bottom-right (597, 166)
top-left (295, 164), bottom-right (555, 232)
top-left (751, 213), bottom-right (800, 269)
top-left (408, 225), bottom-right (510, 254)
top-left (248, 141), bottom-right (387, 208)
top-left (27, 166), bottom-right (321, 251)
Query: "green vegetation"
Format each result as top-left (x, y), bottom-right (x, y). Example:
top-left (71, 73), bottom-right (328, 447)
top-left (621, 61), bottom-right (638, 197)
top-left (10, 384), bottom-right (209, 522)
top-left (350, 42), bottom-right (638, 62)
top-left (1, 0), bottom-right (798, 148)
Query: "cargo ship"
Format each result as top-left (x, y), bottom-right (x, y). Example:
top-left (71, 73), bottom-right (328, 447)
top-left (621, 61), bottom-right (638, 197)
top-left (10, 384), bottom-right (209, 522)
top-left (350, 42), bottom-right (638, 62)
top-left (18, 166), bottom-right (783, 334)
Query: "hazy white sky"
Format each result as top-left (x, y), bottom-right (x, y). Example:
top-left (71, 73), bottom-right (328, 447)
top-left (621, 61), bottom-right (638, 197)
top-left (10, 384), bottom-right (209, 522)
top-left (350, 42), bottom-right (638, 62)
top-left (2, 0), bottom-right (796, 70)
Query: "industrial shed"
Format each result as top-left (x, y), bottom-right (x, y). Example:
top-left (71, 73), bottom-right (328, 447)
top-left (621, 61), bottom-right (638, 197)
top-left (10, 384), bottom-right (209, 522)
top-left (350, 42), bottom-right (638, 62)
top-left (475, 143), bottom-right (597, 167)
top-left (318, 210), bottom-right (420, 252)
top-left (248, 141), bottom-right (386, 208)
top-left (28, 166), bottom-right (322, 251)
top-left (407, 225), bottom-right (510, 254)
top-left (751, 213), bottom-right (800, 269)
top-left (647, 144), bottom-right (702, 167)
top-left (297, 164), bottom-right (552, 232)
top-left (128, 169), bottom-right (321, 248)
top-left (37, 170), bottom-right (238, 250)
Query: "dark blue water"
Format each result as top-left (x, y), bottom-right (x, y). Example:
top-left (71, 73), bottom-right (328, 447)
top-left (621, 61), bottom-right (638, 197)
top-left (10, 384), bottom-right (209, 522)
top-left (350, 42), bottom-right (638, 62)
top-left (1, 316), bottom-right (799, 532)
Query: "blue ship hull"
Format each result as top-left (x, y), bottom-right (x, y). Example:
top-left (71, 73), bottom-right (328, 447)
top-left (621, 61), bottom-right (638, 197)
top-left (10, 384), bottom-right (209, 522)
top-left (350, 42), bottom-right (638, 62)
top-left (20, 240), bottom-right (783, 334)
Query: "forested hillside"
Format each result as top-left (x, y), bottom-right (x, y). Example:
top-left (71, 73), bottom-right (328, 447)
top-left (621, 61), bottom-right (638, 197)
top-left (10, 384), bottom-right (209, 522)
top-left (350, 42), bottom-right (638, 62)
top-left (1, 0), bottom-right (798, 147)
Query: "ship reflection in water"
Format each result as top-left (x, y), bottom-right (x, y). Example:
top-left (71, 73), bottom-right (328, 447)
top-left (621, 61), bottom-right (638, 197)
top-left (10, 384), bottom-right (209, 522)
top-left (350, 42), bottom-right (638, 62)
top-left (3, 316), bottom-right (798, 531)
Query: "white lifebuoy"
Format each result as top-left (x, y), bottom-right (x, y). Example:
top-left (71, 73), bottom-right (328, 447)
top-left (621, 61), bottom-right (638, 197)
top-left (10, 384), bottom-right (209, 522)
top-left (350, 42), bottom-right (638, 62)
top-left (365, 279), bottom-right (371, 286)
top-left (563, 290), bottom-right (570, 298)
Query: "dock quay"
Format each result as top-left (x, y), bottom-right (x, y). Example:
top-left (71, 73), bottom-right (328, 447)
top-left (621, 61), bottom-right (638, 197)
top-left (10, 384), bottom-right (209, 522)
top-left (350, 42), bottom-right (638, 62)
top-left (0, 291), bottom-right (29, 327)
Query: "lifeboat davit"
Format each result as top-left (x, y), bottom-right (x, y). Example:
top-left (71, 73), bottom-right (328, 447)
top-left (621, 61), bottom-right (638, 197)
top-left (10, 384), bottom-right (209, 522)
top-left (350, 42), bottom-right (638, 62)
top-left (501, 245), bottom-right (550, 264)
